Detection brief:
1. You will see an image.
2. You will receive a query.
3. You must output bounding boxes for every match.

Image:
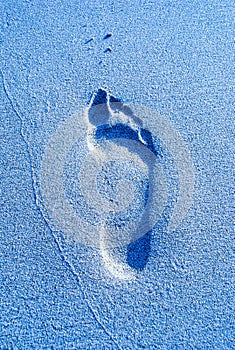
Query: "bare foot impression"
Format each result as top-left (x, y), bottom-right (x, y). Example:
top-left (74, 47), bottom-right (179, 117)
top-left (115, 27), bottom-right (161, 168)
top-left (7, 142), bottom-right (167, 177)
top-left (40, 89), bottom-right (195, 280)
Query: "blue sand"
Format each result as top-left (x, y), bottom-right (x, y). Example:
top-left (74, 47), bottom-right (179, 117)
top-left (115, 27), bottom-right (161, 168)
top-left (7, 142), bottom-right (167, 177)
top-left (1, 0), bottom-right (234, 349)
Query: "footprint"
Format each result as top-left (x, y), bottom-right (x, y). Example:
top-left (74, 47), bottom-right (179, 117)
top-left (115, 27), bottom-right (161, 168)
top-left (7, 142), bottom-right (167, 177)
top-left (40, 88), bottom-right (195, 279)
top-left (85, 88), bottom-right (166, 279)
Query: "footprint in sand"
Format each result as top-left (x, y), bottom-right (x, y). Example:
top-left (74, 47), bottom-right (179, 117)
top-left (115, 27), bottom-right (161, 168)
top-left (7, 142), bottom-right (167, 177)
top-left (40, 88), bottom-right (195, 280)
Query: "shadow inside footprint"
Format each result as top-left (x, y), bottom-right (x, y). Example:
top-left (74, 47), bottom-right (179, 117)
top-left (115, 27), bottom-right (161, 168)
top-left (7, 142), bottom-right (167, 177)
top-left (126, 230), bottom-right (152, 270)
